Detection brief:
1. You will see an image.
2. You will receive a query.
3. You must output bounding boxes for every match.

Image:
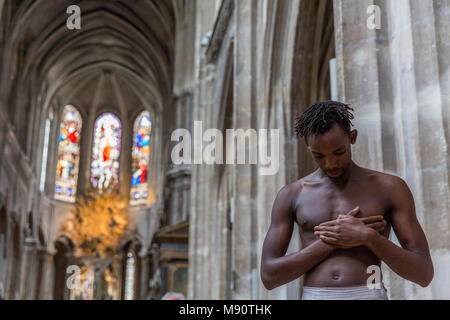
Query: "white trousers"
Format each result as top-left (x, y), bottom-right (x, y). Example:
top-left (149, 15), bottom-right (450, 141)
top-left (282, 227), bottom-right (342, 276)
top-left (301, 283), bottom-right (389, 300)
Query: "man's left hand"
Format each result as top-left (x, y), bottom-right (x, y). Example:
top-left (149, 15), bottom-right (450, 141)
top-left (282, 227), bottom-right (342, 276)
top-left (314, 215), bottom-right (374, 248)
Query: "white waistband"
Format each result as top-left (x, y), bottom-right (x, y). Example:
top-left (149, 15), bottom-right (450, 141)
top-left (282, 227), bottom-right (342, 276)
top-left (302, 284), bottom-right (388, 300)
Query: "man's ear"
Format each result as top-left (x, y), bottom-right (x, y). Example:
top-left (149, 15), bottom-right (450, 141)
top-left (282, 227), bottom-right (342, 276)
top-left (349, 129), bottom-right (357, 144)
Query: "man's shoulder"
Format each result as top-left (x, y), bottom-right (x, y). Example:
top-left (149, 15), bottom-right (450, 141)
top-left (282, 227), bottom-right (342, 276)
top-left (280, 180), bottom-right (301, 195)
top-left (281, 171), bottom-right (322, 194)
top-left (361, 167), bottom-right (408, 191)
top-left (279, 177), bottom-right (306, 198)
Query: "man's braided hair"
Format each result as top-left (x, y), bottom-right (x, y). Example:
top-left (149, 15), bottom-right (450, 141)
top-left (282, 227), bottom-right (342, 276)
top-left (294, 101), bottom-right (355, 140)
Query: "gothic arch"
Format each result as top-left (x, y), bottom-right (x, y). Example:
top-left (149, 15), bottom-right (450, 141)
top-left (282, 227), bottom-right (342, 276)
top-left (90, 111), bottom-right (123, 190)
top-left (0, 0), bottom-right (175, 165)
top-left (291, 0), bottom-right (335, 177)
top-left (54, 105), bottom-right (83, 202)
top-left (130, 110), bottom-right (152, 206)
top-left (52, 235), bottom-right (74, 300)
top-left (120, 237), bottom-right (142, 300)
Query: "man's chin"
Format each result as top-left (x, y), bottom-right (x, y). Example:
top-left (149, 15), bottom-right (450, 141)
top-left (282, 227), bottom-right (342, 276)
top-left (326, 171), bottom-right (343, 179)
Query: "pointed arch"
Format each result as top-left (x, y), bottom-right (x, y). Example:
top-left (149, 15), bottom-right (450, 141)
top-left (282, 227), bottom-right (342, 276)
top-left (124, 248), bottom-right (137, 300)
top-left (90, 112), bottom-right (122, 190)
top-left (120, 238), bottom-right (142, 300)
top-left (53, 235), bottom-right (74, 300)
top-left (130, 110), bottom-right (151, 205)
top-left (39, 113), bottom-right (52, 193)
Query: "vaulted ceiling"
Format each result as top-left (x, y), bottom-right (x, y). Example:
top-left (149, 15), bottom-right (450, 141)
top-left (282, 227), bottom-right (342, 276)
top-left (0, 0), bottom-right (176, 149)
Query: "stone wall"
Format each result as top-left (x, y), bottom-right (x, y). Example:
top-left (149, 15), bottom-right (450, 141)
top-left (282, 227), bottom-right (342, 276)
top-left (187, 0), bottom-right (450, 300)
top-left (334, 0), bottom-right (450, 299)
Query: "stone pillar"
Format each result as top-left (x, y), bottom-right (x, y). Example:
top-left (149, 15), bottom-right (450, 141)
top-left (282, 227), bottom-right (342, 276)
top-left (79, 103), bottom-right (96, 192)
top-left (232, 0), bottom-right (254, 300)
top-left (39, 251), bottom-right (54, 300)
top-left (139, 251), bottom-right (150, 300)
top-left (333, 0), bottom-right (384, 171)
top-left (430, 0), bottom-right (450, 300)
top-left (0, 232), bottom-right (6, 297)
top-left (92, 264), bottom-right (101, 300)
top-left (252, 0), bottom-right (301, 300)
top-left (148, 244), bottom-right (161, 300)
top-left (115, 252), bottom-right (124, 300)
top-left (118, 106), bottom-right (132, 199)
top-left (33, 247), bottom-right (46, 299)
top-left (333, 0), bottom-right (450, 299)
top-left (63, 253), bottom-right (75, 300)
top-left (166, 166), bottom-right (191, 225)
top-left (187, 0), bottom-right (223, 299)
top-left (18, 235), bottom-right (36, 299)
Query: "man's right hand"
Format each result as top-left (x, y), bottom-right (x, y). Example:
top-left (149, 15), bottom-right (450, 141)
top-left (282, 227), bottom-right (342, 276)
top-left (315, 206), bottom-right (388, 249)
top-left (359, 215), bottom-right (387, 232)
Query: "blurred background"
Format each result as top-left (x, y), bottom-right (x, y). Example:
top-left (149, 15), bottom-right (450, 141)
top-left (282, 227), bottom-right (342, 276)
top-left (0, 0), bottom-right (448, 300)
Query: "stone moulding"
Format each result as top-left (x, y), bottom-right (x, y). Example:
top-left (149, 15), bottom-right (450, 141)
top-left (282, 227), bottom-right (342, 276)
top-left (206, 0), bottom-right (235, 63)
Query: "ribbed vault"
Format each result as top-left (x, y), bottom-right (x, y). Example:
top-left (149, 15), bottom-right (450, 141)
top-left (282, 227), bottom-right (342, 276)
top-left (0, 0), bottom-right (176, 151)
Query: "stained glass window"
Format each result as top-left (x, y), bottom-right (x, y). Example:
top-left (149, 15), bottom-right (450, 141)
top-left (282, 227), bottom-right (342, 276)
top-left (91, 112), bottom-right (122, 190)
top-left (124, 250), bottom-right (135, 300)
top-left (55, 105), bottom-right (82, 202)
top-left (130, 111), bottom-right (151, 205)
top-left (40, 118), bottom-right (51, 192)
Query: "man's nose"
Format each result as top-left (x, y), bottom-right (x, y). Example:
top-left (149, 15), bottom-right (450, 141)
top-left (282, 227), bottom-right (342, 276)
top-left (325, 157), bottom-right (337, 169)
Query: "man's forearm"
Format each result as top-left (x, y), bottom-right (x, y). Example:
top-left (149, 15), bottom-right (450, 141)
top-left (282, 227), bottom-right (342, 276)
top-left (263, 240), bottom-right (334, 290)
top-left (365, 229), bottom-right (433, 287)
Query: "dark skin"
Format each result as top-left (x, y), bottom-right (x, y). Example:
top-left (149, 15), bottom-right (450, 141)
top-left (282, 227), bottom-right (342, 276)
top-left (260, 123), bottom-right (434, 290)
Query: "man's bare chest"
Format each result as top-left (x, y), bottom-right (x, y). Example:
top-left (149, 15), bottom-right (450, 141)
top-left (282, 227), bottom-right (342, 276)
top-left (294, 183), bottom-right (391, 233)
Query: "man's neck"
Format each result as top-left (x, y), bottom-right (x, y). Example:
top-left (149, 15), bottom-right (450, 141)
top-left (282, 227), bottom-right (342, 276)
top-left (323, 161), bottom-right (357, 187)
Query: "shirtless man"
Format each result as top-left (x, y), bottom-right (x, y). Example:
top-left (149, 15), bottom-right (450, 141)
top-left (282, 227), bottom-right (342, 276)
top-left (260, 101), bottom-right (434, 300)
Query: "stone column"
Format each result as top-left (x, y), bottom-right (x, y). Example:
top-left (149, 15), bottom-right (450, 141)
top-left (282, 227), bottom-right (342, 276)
top-left (33, 246), bottom-right (46, 299)
top-left (252, 0), bottom-right (301, 300)
top-left (39, 251), bottom-right (54, 300)
top-left (0, 232), bottom-right (6, 298)
top-left (118, 106), bottom-right (132, 199)
top-left (92, 264), bottom-right (101, 300)
top-left (333, 0), bottom-right (450, 299)
top-left (334, 0), bottom-right (384, 170)
top-left (18, 235), bottom-right (36, 299)
top-left (181, 180), bottom-right (190, 222)
top-left (139, 251), bottom-right (150, 300)
top-left (147, 243), bottom-right (161, 299)
top-left (79, 102), bottom-right (96, 192)
top-left (231, 0), bottom-right (257, 300)
top-left (187, 0), bottom-right (223, 299)
top-left (166, 166), bottom-right (191, 225)
top-left (115, 252), bottom-right (124, 300)
top-left (64, 253), bottom-right (75, 300)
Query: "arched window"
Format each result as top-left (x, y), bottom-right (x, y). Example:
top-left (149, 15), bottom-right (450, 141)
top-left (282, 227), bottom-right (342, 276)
top-left (124, 250), bottom-right (136, 300)
top-left (130, 111), bottom-right (151, 205)
top-left (55, 106), bottom-right (82, 202)
top-left (91, 112), bottom-right (122, 190)
top-left (40, 110), bottom-right (53, 193)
